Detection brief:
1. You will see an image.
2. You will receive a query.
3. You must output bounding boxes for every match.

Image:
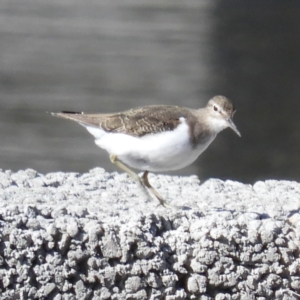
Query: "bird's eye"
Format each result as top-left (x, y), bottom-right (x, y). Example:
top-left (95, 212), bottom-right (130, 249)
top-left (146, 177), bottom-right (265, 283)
top-left (213, 105), bottom-right (218, 112)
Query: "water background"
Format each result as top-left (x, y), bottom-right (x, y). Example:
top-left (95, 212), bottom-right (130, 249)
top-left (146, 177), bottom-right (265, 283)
top-left (1, 1), bottom-right (300, 183)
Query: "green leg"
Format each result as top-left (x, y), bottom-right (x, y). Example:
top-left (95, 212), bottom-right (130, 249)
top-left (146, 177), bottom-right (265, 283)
top-left (141, 171), bottom-right (173, 208)
top-left (110, 154), bottom-right (144, 186)
top-left (110, 155), bottom-right (172, 208)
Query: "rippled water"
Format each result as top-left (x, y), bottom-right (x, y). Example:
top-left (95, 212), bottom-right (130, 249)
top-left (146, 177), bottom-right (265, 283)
top-left (1, 1), bottom-right (299, 183)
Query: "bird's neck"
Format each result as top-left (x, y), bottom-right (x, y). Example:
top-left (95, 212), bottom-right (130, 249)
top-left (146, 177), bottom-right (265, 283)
top-left (188, 109), bottom-right (217, 148)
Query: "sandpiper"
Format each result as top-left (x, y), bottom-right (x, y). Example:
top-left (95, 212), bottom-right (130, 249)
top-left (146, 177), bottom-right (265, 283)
top-left (52, 95), bottom-right (240, 207)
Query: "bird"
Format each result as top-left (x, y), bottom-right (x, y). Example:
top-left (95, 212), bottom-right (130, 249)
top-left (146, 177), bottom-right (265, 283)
top-left (52, 95), bottom-right (240, 207)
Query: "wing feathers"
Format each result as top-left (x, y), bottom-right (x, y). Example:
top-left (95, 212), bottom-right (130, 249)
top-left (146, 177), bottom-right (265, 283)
top-left (52, 105), bottom-right (194, 137)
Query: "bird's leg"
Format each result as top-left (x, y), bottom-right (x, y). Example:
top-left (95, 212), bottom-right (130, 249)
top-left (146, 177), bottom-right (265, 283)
top-left (109, 155), bottom-right (173, 208)
top-left (109, 154), bottom-right (152, 202)
top-left (110, 154), bottom-right (144, 186)
top-left (141, 171), bottom-right (172, 208)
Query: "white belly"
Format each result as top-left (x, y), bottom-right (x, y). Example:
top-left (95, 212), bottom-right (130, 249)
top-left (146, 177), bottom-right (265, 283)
top-left (84, 118), bottom-right (216, 172)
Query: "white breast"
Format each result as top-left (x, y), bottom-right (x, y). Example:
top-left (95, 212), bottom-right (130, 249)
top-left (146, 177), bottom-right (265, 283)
top-left (84, 118), bottom-right (216, 172)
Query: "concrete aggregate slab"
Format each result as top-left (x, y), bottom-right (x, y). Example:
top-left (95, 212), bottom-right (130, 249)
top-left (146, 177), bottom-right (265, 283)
top-left (0, 168), bottom-right (300, 299)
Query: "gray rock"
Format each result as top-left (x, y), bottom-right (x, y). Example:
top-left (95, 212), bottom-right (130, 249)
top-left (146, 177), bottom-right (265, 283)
top-left (187, 274), bottom-right (207, 294)
top-left (1, 169), bottom-right (300, 299)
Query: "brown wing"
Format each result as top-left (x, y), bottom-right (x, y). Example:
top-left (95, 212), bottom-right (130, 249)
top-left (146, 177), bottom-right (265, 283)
top-left (52, 105), bottom-right (193, 137)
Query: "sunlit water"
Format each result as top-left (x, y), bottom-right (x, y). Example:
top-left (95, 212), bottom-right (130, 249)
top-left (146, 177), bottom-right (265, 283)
top-left (1, 1), bottom-right (299, 183)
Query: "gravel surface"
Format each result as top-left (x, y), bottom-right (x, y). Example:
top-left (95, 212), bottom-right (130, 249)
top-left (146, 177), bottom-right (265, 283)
top-left (0, 168), bottom-right (300, 299)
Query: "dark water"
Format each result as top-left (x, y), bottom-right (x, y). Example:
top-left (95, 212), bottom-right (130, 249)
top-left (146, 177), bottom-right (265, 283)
top-left (1, 1), bottom-right (300, 183)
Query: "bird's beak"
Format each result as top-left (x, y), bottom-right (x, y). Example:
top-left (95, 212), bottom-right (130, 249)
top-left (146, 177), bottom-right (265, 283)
top-left (227, 118), bottom-right (241, 137)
